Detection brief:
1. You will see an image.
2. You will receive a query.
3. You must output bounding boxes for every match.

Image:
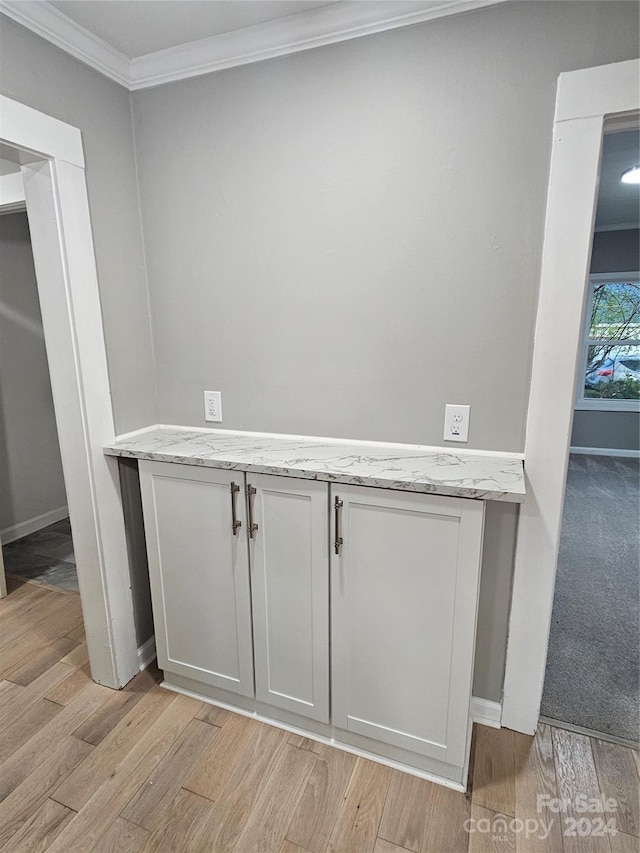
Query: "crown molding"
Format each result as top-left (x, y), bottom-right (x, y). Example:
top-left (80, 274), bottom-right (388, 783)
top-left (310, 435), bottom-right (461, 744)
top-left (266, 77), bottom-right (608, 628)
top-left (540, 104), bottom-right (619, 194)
top-left (0, 1), bottom-right (130, 87)
top-left (0, 0), bottom-right (504, 91)
top-left (603, 113), bottom-right (640, 134)
top-left (129, 0), bottom-right (504, 90)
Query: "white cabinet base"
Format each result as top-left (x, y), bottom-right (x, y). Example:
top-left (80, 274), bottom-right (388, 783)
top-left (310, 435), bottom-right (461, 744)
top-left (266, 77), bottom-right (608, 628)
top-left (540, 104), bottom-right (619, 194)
top-left (162, 671), bottom-right (472, 791)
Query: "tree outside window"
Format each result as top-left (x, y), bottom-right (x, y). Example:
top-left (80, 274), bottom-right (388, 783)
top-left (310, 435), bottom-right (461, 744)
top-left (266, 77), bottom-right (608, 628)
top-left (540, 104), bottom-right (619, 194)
top-left (577, 276), bottom-right (640, 410)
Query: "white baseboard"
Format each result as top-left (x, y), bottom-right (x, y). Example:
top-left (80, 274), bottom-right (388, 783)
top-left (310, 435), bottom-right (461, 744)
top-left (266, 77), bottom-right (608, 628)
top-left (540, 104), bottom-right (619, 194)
top-left (570, 446), bottom-right (639, 459)
top-left (0, 505), bottom-right (69, 544)
top-left (137, 635), bottom-right (156, 671)
top-left (471, 696), bottom-right (502, 728)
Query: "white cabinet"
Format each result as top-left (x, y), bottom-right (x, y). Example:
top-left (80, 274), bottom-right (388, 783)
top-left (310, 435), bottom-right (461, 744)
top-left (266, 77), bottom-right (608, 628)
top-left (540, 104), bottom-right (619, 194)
top-left (249, 475), bottom-right (329, 722)
top-left (331, 485), bottom-right (485, 769)
top-left (139, 462), bottom-right (329, 719)
top-left (138, 461), bottom-right (486, 788)
top-left (139, 462), bottom-right (254, 696)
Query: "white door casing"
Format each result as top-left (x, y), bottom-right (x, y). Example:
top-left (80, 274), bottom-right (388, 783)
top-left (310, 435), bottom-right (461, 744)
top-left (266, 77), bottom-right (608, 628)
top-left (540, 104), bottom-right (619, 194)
top-left (502, 59), bottom-right (640, 734)
top-left (0, 95), bottom-right (139, 686)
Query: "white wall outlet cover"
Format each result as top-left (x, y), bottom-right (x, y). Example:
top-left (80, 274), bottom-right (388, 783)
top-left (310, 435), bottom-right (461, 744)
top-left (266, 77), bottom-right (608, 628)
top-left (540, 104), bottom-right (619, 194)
top-left (204, 390), bottom-right (222, 422)
top-left (444, 404), bottom-right (470, 442)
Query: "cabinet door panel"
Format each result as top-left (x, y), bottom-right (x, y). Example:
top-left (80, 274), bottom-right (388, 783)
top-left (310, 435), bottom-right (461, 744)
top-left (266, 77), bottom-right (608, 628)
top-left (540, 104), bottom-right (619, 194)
top-left (139, 462), bottom-right (253, 697)
top-left (331, 486), bottom-right (484, 767)
top-left (250, 475), bottom-right (329, 722)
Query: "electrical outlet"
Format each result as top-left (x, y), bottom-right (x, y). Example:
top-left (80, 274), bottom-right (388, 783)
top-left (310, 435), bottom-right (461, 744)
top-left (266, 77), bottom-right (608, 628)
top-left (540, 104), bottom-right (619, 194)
top-left (204, 391), bottom-right (222, 423)
top-left (444, 404), bottom-right (470, 442)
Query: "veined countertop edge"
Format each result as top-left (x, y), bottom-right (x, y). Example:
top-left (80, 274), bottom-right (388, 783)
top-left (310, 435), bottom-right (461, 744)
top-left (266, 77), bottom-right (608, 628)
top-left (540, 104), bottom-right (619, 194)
top-left (104, 424), bottom-right (526, 504)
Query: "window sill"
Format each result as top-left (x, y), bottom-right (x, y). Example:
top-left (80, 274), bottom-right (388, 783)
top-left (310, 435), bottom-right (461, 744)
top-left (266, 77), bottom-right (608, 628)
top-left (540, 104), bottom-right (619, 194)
top-left (574, 400), bottom-right (640, 413)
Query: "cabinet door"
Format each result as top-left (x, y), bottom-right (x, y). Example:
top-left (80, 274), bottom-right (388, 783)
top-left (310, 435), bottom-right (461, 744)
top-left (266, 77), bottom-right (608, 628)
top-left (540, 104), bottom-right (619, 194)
top-left (249, 475), bottom-right (329, 722)
top-left (139, 461), bottom-right (254, 697)
top-left (331, 485), bottom-right (484, 767)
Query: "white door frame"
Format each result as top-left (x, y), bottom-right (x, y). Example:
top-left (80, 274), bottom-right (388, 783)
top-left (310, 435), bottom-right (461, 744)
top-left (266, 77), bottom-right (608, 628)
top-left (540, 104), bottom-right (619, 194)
top-left (501, 59), bottom-right (640, 734)
top-left (0, 95), bottom-right (139, 689)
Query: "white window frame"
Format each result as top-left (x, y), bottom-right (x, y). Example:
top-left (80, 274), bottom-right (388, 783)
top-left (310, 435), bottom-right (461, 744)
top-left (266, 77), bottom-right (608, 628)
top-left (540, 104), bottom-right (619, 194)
top-left (574, 271), bottom-right (640, 413)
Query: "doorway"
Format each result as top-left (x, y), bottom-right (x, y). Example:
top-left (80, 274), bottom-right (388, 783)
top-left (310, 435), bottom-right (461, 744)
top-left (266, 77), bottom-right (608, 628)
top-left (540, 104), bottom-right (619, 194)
top-left (0, 95), bottom-right (139, 688)
top-left (0, 199), bottom-right (78, 592)
top-left (502, 58), bottom-right (640, 736)
top-left (540, 127), bottom-right (639, 743)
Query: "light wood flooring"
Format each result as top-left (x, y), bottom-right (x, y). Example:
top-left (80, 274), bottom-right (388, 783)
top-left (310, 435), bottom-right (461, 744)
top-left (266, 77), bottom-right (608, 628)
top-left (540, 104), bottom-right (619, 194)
top-left (0, 575), bottom-right (638, 853)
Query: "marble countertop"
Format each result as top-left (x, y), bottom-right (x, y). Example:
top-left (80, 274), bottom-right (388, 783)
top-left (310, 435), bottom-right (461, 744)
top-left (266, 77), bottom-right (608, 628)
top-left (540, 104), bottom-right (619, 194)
top-left (104, 426), bottom-right (525, 503)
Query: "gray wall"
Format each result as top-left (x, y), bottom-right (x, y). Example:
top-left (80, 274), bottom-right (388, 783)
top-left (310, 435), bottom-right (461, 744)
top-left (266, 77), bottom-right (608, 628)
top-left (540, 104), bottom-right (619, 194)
top-left (0, 16), bottom-right (156, 435)
top-left (472, 501), bottom-right (518, 700)
top-left (590, 229), bottom-right (639, 274)
top-left (572, 410), bottom-right (639, 451)
top-left (0, 212), bottom-right (67, 533)
top-left (118, 458), bottom-right (154, 647)
top-left (132, 1), bottom-right (639, 455)
top-left (571, 228), bottom-right (640, 452)
top-left (131, 1), bottom-right (639, 701)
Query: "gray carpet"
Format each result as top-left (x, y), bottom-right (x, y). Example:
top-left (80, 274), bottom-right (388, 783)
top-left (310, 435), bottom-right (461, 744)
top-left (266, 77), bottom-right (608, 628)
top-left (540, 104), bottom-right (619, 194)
top-left (541, 454), bottom-right (639, 743)
top-left (2, 517), bottom-right (79, 591)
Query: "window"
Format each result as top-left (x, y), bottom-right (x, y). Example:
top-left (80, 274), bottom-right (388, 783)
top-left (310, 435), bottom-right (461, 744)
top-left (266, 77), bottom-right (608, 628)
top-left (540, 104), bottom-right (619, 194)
top-left (576, 273), bottom-right (640, 411)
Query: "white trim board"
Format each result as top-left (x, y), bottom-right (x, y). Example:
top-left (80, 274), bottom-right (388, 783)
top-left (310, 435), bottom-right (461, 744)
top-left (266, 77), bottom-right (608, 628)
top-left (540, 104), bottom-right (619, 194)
top-left (501, 58), bottom-right (640, 736)
top-left (0, 0), bottom-right (504, 91)
top-left (0, 94), bottom-right (84, 167)
top-left (137, 635), bottom-right (156, 671)
top-left (0, 202), bottom-right (25, 215)
top-left (0, 94), bottom-right (139, 689)
top-left (575, 401), bottom-right (640, 413)
top-left (570, 446), bottom-right (639, 459)
top-left (471, 697), bottom-right (502, 729)
top-left (0, 505), bottom-right (69, 545)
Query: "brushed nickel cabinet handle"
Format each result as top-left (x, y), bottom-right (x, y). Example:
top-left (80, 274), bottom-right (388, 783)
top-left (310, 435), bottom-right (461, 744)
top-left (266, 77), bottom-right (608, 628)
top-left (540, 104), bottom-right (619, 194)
top-left (334, 496), bottom-right (344, 555)
top-left (230, 482), bottom-right (242, 535)
top-left (247, 484), bottom-right (258, 539)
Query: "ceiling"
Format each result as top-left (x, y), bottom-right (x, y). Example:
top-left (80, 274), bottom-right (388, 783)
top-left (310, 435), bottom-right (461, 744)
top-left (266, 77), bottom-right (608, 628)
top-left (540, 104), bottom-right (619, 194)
top-left (0, 0), bottom-right (503, 90)
top-left (50, 0), bottom-right (338, 59)
top-left (595, 128), bottom-right (640, 231)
